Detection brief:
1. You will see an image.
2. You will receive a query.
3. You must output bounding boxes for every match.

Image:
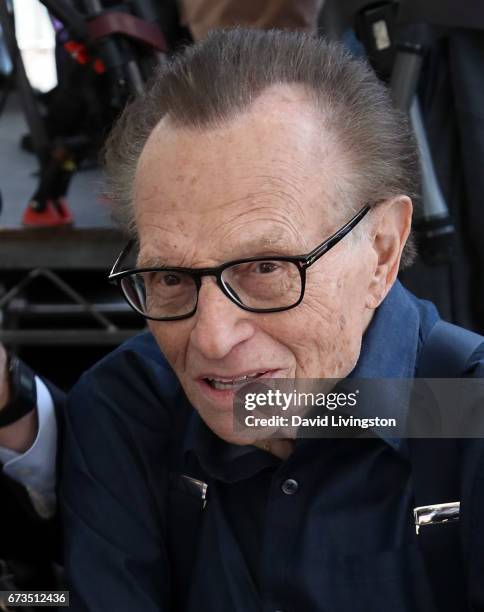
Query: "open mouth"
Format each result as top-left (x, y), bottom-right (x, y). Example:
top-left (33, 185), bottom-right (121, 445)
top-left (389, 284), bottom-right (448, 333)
top-left (203, 371), bottom-right (270, 391)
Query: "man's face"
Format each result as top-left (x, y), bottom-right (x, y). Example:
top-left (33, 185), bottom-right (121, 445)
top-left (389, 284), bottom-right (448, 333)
top-left (134, 85), bottom-right (378, 444)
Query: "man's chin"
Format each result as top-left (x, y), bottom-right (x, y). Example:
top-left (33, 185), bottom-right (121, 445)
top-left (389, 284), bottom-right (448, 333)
top-left (183, 381), bottom-right (287, 445)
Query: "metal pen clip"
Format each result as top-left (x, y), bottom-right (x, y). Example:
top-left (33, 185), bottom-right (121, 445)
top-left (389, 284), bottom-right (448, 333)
top-left (414, 501), bottom-right (460, 534)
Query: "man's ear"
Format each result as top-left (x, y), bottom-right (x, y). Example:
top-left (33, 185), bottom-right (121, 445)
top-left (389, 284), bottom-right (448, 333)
top-left (366, 196), bottom-right (413, 309)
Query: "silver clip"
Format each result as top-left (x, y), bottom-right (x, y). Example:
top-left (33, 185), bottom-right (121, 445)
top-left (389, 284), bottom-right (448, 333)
top-left (414, 501), bottom-right (460, 534)
top-left (181, 475), bottom-right (208, 509)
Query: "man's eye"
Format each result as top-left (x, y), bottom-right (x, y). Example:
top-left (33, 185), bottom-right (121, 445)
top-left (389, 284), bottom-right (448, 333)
top-left (255, 261), bottom-right (279, 274)
top-left (161, 273), bottom-right (182, 286)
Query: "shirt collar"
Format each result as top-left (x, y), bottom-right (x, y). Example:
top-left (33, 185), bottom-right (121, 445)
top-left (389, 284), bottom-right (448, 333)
top-left (347, 280), bottom-right (422, 453)
top-left (183, 280), bottom-right (423, 471)
top-left (349, 280), bottom-right (420, 379)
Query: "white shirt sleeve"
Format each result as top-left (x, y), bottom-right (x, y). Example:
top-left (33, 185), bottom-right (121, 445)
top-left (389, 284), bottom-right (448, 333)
top-left (0, 376), bottom-right (58, 519)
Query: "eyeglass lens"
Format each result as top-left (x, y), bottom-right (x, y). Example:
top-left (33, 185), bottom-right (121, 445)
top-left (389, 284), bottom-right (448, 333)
top-left (120, 259), bottom-right (303, 318)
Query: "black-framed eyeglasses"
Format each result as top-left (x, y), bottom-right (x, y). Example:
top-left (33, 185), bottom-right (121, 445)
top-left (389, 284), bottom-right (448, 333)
top-left (108, 204), bottom-right (371, 321)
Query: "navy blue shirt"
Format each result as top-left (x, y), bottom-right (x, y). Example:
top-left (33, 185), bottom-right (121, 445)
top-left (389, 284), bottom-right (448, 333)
top-left (61, 282), bottom-right (483, 612)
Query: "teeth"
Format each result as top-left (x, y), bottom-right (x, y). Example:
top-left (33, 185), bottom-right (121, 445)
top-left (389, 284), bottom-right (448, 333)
top-left (211, 380), bottom-right (242, 390)
top-left (207, 372), bottom-right (266, 390)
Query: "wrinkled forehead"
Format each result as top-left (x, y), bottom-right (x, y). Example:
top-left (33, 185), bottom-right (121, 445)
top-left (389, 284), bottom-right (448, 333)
top-left (133, 85), bottom-right (350, 261)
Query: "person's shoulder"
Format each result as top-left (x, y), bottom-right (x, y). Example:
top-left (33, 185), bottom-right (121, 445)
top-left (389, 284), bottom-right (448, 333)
top-left (109, 331), bottom-right (165, 363)
top-left (67, 332), bottom-right (192, 433)
top-left (75, 331), bottom-right (177, 392)
top-left (427, 320), bottom-right (484, 377)
top-left (401, 284), bottom-right (484, 376)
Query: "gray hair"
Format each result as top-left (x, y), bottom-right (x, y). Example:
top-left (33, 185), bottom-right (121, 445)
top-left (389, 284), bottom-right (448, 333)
top-left (103, 27), bottom-right (418, 267)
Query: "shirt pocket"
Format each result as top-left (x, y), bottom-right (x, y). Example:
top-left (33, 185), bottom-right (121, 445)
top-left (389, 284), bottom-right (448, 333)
top-left (314, 545), bottom-right (437, 612)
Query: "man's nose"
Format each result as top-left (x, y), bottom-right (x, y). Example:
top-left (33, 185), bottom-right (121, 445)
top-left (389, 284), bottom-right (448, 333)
top-left (189, 277), bottom-right (255, 360)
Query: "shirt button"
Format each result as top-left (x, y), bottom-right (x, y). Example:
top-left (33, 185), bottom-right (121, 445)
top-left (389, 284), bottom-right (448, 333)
top-left (281, 478), bottom-right (298, 495)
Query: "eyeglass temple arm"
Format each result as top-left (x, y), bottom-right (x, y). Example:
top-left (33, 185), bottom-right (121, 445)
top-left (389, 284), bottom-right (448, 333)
top-left (108, 239), bottom-right (136, 279)
top-left (302, 205), bottom-right (371, 269)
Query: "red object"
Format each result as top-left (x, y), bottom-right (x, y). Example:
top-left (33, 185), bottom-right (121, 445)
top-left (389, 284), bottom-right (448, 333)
top-left (64, 40), bottom-right (89, 65)
top-left (22, 199), bottom-right (73, 227)
top-left (93, 58), bottom-right (106, 74)
top-left (64, 40), bottom-right (105, 73)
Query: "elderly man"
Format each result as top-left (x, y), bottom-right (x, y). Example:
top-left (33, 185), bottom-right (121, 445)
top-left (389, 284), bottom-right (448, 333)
top-left (57, 28), bottom-right (484, 611)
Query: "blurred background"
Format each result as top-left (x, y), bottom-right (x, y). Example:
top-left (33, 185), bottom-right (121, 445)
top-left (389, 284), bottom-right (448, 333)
top-left (1, 0), bottom-right (483, 391)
